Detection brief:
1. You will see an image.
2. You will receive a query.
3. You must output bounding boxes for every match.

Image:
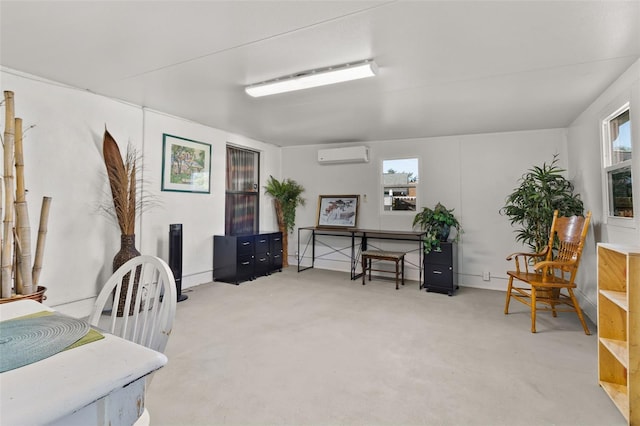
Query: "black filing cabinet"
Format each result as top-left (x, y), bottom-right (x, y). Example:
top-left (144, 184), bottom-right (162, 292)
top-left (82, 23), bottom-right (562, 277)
top-left (213, 234), bottom-right (255, 284)
top-left (254, 234), bottom-right (271, 277)
top-left (213, 232), bottom-right (283, 285)
top-left (269, 232), bottom-right (283, 272)
top-left (423, 242), bottom-right (458, 296)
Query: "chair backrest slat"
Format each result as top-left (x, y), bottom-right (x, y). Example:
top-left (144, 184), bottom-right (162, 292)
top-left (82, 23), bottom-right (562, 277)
top-left (542, 210), bottom-right (591, 283)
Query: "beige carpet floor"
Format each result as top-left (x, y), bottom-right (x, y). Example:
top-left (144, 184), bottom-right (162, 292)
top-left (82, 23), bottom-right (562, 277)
top-left (144, 267), bottom-right (624, 426)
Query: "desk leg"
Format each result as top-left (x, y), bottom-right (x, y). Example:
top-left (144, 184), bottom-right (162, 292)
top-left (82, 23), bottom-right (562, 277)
top-left (312, 230), bottom-right (315, 269)
top-left (297, 228), bottom-right (315, 273)
top-left (350, 232), bottom-right (356, 279)
top-left (419, 238), bottom-right (423, 290)
top-left (352, 233), bottom-right (365, 280)
top-left (297, 228), bottom-right (301, 272)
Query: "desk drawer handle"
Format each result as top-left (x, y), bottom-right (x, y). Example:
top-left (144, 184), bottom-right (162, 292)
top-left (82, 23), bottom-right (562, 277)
top-left (259, 239), bottom-right (267, 243)
top-left (242, 242), bottom-right (250, 246)
top-left (432, 270), bottom-right (443, 275)
top-left (241, 261), bottom-right (251, 265)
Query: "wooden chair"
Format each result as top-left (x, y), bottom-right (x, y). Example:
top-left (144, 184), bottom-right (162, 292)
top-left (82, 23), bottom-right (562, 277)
top-left (504, 210), bottom-right (592, 334)
top-left (361, 250), bottom-right (406, 290)
top-left (89, 255), bottom-right (177, 425)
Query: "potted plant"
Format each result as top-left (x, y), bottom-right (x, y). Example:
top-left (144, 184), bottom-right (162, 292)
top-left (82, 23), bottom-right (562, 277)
top-left (500, 154), bottom-right (584, 253)
top-left (264, 176), bottom-right (305, 267)
top-left (101, 128), bottom-right (158, 315)
top-left (413, 202), bottom-right (462, 253)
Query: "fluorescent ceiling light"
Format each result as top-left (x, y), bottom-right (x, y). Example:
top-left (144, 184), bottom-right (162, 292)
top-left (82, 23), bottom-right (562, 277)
top-left (245, 60), bottom-right (378, 98)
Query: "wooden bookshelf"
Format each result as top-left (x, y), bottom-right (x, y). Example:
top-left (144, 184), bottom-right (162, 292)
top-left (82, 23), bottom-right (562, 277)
top-left (597, 243), bottom-right (640, 425)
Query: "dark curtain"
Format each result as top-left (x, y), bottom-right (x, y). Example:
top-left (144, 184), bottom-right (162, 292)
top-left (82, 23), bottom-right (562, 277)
top-left (226, 147), bottom-right (259, 235)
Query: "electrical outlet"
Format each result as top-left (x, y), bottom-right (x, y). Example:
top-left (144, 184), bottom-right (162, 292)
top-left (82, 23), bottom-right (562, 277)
top-left (482, 271), bottom-right (491, 281)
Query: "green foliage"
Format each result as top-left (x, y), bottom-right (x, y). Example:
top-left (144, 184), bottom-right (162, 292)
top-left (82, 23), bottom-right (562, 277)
top-left (413, 202), bottom-right (462, 253)
top-left (500, 154), bottom-right (584, 252)
top-left (264, 176), bottom-right (305, 234)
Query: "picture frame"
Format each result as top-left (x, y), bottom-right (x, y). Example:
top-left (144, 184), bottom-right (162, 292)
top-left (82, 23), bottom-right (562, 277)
top-left (161, 133), bottom-right (211, 193)
top-left (316, 195), bottom-right (360, 228)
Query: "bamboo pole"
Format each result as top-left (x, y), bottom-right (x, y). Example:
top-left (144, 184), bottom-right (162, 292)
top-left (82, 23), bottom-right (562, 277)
top-left (32, 196), bottom-right (51, 287)
top-left (2, 91), bottom-right (15, 298)
top-left (14, 119), bottom-right (22, 294)
top-left (13, 227), bottom-right (22, 294)
top-left (15, 118), bottom-right (25, 203)
top-left (14, 117), bottom-right (34, 294)
top-left (15, 201), bottom-right (33, 294)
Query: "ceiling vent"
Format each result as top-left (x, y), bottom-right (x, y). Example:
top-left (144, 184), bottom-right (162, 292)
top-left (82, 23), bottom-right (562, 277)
top-left (317, 146), bottom-right (369, 164)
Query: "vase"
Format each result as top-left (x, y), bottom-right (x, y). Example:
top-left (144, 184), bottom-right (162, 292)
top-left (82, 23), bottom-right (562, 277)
top-left (113, 234), bottom-right (141, 272)
top-left (437, 224), bottom-right (451, 242)
top-left (113, 234), bottom-right (141, 316)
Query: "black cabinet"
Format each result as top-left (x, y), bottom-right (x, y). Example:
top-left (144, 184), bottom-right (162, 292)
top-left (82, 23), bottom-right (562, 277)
top-left (213, 232), bottom-right (283, 284)
top-left (254, 234), bottom-right (271, 277)
top-left (423, 242), bottom-right (458, 296)
top-left (269, 232), bottom-right (283, 272)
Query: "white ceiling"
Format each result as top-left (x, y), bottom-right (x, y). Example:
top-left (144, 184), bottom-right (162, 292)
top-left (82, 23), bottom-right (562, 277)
top-left (1, 1), bottom-right (639, 147)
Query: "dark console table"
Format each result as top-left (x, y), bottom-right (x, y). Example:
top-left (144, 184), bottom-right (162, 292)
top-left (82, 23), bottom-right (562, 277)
top-left (213, 232), bottom-right (283, 284)
top-left (297, 226), bottom-right (426, 285)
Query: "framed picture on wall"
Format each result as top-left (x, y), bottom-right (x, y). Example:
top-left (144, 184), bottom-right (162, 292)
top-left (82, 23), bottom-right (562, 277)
top-left (161, 133), bottom-right (211, 193)
top-left (316, 195), bottom-right (360, 228)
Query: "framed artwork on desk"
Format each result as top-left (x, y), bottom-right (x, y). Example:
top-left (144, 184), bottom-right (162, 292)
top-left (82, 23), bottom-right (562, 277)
top-left (316, 195), bottom-right (359, 228)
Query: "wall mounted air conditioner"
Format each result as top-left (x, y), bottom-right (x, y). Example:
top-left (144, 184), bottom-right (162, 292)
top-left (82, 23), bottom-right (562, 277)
top-left (317, 146), bottom-right (369, 164)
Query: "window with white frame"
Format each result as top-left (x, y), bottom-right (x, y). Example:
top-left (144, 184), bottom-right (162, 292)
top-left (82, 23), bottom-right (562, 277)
top-left (382, 158), bottom-right (418, 211)
top-left (602, 104), bottom-right (633, 218)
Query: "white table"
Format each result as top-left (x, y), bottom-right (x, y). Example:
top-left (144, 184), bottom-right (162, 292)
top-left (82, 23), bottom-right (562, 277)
top-left (0, 299), bottom-right (167, 425)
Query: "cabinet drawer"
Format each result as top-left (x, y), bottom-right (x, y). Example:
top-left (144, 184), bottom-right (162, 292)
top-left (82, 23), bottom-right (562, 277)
top-left (237, 254), bottom-right (254, 276)
top-left (255, 254), bottom-right (270, 276)
top-left (424, 243), bottom-right (452, 265)
top-left (237, 236), bottom-right (254, 255)
top-left (424, 264), bottom-right (453, 286)
top-left (255, 236), bottom-right (270, 253)
top-left (271, 252), bottom-right (282, 265)
top-left (270, 234), bottom-right (283, 251)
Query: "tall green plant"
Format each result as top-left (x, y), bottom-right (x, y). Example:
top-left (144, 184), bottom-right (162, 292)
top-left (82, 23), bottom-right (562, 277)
top-left (500, 154), bottom-right (584, 252)
top-left (264, 176), bottom-right (305, 234)
top-left (264, 176), bottom-right (305, 268)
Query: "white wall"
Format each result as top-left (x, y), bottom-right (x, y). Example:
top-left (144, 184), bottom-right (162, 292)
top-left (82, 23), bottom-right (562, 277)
top-left (3, 57), bottom-right (638, 323)
top-left (567, 58), bottom-right (640, 320)
top-left (0, 68), bottom-right (281, 317)
top-left (138, 109), bottom-right (280, 291)
top-left (281, 59), bottom-right (640, 325)
top-left (282, 129), bottom-right (567, 290)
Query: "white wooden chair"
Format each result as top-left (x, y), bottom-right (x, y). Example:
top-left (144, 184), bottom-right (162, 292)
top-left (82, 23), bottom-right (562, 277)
top-left (89, 255), bottom-right (177, 424)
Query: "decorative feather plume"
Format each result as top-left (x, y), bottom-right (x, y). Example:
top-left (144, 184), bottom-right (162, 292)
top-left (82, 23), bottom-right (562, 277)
top-left (103, 128), bottom-right (135, 235)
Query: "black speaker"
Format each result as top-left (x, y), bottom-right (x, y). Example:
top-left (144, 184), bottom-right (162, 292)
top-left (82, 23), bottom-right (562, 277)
top-left (169, 224), bottom-right (188, 302)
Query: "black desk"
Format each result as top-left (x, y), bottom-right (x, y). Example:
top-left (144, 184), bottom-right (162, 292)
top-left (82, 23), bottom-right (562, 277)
top-left (297, 226), bottom-right (427, 285)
